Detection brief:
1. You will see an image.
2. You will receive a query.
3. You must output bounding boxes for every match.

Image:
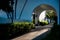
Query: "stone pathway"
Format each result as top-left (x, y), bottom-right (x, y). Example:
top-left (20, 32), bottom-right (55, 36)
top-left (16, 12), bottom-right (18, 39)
top-left (11, 24), bottom-right (52, 40)
top-left (11, 28), bottom-right (50, 40)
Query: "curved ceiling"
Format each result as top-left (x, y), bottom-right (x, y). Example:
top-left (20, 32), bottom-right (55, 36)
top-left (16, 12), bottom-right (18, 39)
top-left (33, 4), bottom-right (56, 14)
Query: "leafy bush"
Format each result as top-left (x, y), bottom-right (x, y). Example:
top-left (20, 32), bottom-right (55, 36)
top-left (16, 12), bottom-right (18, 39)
top-left (0, 22), bottom-right (35, 39)
top-left (39, 21), bottom-right (48, 26)
top-left (8, 22), bottom-right (35, 36)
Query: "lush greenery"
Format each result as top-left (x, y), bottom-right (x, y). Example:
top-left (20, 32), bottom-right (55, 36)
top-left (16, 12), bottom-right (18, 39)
top-left (39, 10), bottom-right (57, 26)
top-left (46, 10), bottom-right (56, 19)
top-left (0, 22), bottom-right (35, 39)
top-left (42, 24), bottom-right (60, 40)
top-left (38, 20), bottom-right (48, 26)
top-left (46, 10), bottom-right (57, 23)
top-left (9, 22), bottom-right (35, 36)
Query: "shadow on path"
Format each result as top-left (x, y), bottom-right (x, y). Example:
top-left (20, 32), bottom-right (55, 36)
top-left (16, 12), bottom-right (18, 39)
top-left (32, 31), bottom-right (50, 40)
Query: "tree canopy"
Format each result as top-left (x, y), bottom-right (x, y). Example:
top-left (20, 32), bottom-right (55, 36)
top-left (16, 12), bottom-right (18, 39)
top-left (0, 0), bottom-right (14, 23)
top-left (0, 0), bottom-right (14, 13)
top-left (46, 10), bottom-right (56, 20)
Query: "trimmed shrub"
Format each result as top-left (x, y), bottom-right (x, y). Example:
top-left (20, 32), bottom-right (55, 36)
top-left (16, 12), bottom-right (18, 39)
top-left (0, 22), bottom-right (35, 39)
top-left (9, 22), bottom-right (35, 36)
top-left (39, 21), bottom-right (48, 26)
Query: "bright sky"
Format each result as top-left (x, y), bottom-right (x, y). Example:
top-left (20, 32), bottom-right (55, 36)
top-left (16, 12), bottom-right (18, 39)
top-left (39, 10), bottom-right (46, 22)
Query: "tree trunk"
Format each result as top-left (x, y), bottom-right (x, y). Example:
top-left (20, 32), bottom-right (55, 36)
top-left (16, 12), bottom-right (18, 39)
top-left (11, 0), bottom-right (14, 23)
top-left (12, 11), bottom-right (14, 23)
top-left (7, 13), bottom-right (9, 19)
top-left (15, 0), bottom-right (18, 19)
top-left (11, 6), bottom-right (14, 23)
top-left (19, 0), bottom-right (28, 19)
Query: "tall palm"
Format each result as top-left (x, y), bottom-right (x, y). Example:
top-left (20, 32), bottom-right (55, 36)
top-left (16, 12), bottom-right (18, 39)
top-left (11, 0), bottom-right (14, 23)
top-left (15, 0), bottom-right (18, 19)
top-left (19, 0), bottom-right (28, 19)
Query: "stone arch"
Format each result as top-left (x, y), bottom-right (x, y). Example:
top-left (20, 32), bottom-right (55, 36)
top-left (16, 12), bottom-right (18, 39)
top-left (32, 4), bottom-right (58, 26)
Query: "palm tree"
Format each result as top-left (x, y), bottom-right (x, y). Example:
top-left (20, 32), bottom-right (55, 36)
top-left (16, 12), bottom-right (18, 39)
top-left (19, 0), bottom-right (28, 19)
top-left (11, 0), bottom-right (14, 23)
top-left (15, 0), bottom-right (18, 19)
top-left (0, 0), bottom-right (14, 23)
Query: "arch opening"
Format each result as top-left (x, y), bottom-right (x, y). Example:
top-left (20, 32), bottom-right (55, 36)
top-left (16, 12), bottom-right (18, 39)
top-left (32, 4), bottom-right (57, 26)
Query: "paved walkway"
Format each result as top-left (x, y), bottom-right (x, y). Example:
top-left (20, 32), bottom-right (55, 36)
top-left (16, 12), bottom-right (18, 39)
top-left (11, 24), bottom-right (52, 40)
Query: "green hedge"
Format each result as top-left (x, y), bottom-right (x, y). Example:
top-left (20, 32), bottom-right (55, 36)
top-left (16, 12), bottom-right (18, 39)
top-left (0, 22), bottom-right (35, 39)
top-left (9, 22), bottom-right (34, 33)
top-left (39, 21), bottom-right (48, 26)
top-left (8, 22), bottom-right (35, 36)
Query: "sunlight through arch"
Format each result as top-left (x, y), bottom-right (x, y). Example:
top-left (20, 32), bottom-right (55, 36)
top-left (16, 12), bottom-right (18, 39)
top-left (33, 4), bottom-right (57, 26)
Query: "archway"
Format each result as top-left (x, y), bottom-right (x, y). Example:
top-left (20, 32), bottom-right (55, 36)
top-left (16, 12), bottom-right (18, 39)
top-left (32, 4), bottom-right (57, 26)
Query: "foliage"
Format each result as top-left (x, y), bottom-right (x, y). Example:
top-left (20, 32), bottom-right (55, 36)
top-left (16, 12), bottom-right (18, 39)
top-left (46, 10), bottom-right (56, 20)
top-left (0, 22), bottom-right (35, 39)
top-left (39, 20), bottom-right (48, 26)
top-left (0, 0), bottom-right (14, 23)
top-left (0, 0), bottom-right (13, 13)
top-left (9, 22), bottom-right (35, 36)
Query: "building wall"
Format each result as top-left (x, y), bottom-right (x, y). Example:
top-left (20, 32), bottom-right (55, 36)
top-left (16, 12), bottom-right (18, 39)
top-left (17, 0), bottom-right (59, 24)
